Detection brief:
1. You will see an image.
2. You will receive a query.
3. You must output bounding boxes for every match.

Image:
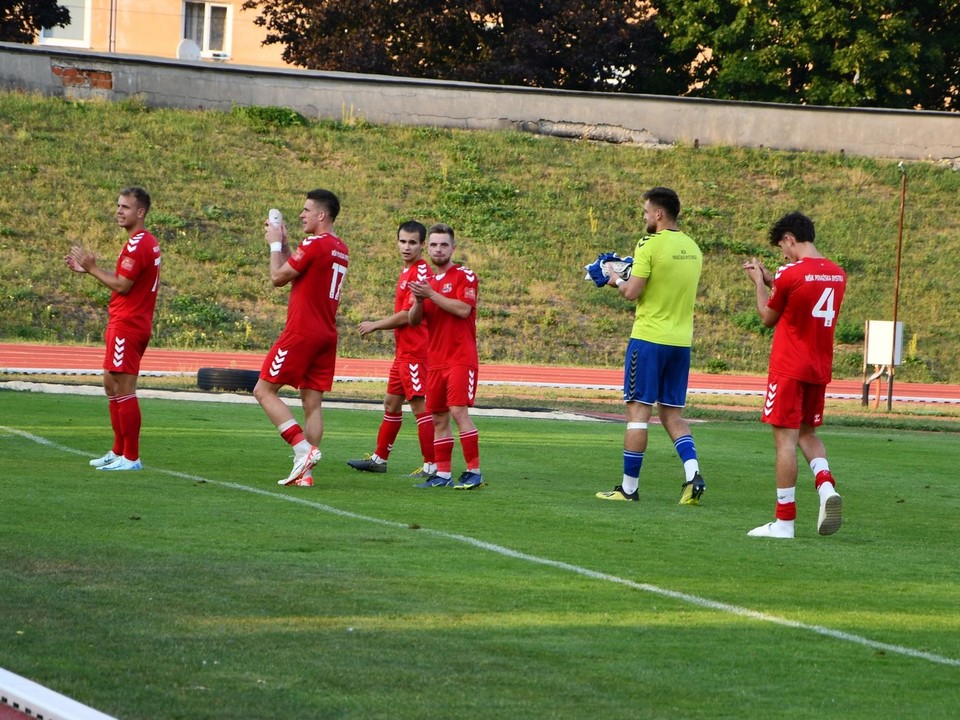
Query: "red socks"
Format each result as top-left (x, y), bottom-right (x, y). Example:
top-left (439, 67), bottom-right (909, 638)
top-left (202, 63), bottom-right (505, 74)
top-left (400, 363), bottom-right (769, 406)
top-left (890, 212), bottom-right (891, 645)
top-left (280, 422), bottom-right (305, 447)
top-left (434, 436), bottom-right (454, 474)
top-left (459, 428), bottom-right (480, 470)
top-left (375, 412), bottom-right (403, 459)
top-left (108, 397), bottom-right (124, 455)
top-left (112, 394), bottom-right (141, 460)
top-left (415, 412), bottom-right (434, 464)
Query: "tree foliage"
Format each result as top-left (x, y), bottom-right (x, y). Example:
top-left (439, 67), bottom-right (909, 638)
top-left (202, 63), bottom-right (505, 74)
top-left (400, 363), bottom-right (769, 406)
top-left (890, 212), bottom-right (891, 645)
top-left (0, 0), bottom-right (70, 43)
top-left (241, 0), bottom-right (691, 95)
top-left (649, 0), bottom-right (960, 110)
top-left (242, 0), bottom-right (960, 109)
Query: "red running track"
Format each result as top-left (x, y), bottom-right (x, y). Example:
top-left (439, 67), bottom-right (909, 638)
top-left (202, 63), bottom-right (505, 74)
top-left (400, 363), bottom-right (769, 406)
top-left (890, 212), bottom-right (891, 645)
top-left (2, 342), bottom-right (959, 403)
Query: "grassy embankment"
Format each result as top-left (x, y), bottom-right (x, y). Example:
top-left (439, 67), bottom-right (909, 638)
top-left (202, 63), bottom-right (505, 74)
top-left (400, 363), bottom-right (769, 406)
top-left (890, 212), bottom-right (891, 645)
top-left (1, 91), bottom-right (959, 396)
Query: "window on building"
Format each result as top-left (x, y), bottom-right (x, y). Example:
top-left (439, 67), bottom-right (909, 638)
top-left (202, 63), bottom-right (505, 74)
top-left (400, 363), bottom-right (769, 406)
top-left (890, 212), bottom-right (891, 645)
top-left (184, 2), bottom-right (231, 58)
top-left (38, 0), bottom-right (91, 48)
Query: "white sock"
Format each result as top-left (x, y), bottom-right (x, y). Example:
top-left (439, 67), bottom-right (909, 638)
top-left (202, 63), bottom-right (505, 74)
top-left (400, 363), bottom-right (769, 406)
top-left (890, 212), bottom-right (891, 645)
top-left (294, 439), bottom-right (311, 456)
top-left (621, 475), bottom-right (639, 495)
top-left (683, 459), bottom-right (700, 482)
top-left (809, 457), bottom-right (830, 476)
top-left (777, 486), bottom-right (797, 504)
top-left (818, 482), bottom-right (838, 501)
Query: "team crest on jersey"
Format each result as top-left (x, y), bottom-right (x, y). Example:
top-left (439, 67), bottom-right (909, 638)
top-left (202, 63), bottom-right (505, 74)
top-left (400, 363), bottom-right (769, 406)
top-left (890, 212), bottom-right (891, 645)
top-left (442, 282), bottom-right (453, 293)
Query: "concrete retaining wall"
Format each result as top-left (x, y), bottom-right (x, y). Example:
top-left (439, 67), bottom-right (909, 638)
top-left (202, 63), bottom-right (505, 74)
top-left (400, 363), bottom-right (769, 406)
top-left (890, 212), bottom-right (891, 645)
top-left (2, 42), bottom-right (958, 161)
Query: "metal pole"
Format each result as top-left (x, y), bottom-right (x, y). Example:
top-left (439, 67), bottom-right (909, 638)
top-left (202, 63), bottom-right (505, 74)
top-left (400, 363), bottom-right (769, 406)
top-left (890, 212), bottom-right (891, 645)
top-left (887, 163), bottom-right (906, 411)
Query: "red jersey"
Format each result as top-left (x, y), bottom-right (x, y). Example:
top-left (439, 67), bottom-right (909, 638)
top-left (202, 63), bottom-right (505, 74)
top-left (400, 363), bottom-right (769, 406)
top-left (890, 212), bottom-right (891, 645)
top-left (422, 264), bottom-right (478, 368)
top-left (286, 232), bottom-right (350, 340)
top-left (108, 229), bottom-right (161, 336)
top-left (767, 257), bottom-right (846, 384)
top-left (394, 258), bottom-right (431, 362)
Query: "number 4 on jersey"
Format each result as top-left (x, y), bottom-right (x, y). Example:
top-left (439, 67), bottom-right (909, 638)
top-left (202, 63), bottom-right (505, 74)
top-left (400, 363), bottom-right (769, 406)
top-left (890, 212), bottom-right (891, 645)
top-left (812, 287), bottom-right (837, 327)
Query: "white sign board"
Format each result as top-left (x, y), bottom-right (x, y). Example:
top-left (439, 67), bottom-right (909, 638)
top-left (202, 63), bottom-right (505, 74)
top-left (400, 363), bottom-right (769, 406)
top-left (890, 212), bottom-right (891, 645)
top-left (864, 320), bottom-right (903, 366)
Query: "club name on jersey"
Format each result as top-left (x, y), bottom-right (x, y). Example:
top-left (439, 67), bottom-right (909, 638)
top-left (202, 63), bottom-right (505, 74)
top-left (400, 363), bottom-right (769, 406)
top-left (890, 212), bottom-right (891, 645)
top-left (805, 273), bottom-right (844, 282)
top-left (332, 249), bottom-right (349, 262)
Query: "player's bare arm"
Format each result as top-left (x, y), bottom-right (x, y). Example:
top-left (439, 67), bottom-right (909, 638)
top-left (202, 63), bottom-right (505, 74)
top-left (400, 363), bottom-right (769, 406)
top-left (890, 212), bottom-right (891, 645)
top-left (358, 310), bottom-right (409, 336)
top-left (433, 295), bottom-right (472, 318)
top-left (65, 245), bottom-right (134, 294)
top-left (264, 220), bottom-right (296, 287)
top-left (608, 271), bottom-right (646, 301)
top-left (743, 257), bottom-right (774, 287)
top-left (409, 281), bottom-right (471, 319)
top-left (408, 291), bottom-right (425, 327)
top-left (743, 258), bottom-right (779, 327)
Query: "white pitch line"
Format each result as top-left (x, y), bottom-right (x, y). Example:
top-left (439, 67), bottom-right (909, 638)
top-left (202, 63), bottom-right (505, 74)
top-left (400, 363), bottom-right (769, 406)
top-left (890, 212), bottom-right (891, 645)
top-left (6, 425), bottom-right (960, 669)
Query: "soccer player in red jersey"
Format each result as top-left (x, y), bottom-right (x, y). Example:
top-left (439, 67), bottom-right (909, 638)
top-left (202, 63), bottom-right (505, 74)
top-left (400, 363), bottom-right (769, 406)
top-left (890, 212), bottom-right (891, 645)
top-left (407, 223), bottom-right (484, 490)
top-left (66, 187), bottom-right (161, 472)
top-left (253, 189), bottom-right (349, 487)
top-left (743, 212), bottom-right (847, 539)
top-left (347, 221), bottom-right (436, 478)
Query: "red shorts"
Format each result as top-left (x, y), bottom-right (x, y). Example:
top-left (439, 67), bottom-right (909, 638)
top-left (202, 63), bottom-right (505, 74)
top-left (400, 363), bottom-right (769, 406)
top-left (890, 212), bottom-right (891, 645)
top-left (387, 357), bottom-right (428, 400)
top-left (426, 364), bottom-right (477, 414)
top-left (102, 326), bottom-right (150, 375)
top-left (761, 373), bottom-right (826, 429)
top-left (260, 329), bottom-right (337, 392)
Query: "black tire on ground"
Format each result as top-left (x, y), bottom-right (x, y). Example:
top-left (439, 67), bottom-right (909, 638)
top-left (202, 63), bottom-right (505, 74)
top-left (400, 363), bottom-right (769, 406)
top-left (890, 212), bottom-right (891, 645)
top-left (196, 367), bottom-right (260, 393)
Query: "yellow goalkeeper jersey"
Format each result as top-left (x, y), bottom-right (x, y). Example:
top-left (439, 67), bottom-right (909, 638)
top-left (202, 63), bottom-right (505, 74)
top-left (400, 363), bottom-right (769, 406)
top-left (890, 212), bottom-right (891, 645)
top-left (630, 229), bottom-right (702, 347)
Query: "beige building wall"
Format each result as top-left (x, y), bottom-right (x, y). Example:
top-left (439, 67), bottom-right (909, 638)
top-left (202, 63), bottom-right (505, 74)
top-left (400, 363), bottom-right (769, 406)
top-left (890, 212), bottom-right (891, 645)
top-left (37, 0), bottom-right (288, 68)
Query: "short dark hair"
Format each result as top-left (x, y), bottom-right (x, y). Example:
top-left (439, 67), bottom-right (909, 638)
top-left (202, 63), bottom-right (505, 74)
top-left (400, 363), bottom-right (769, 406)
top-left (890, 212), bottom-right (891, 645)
top-left (427, 222), bottom-right (455, 241)
top-left (642, 186), bottom-right (680, 220)
top-left (769, 212), bottom-right (815, 245)
top-left (120, 186), bottom-right (151, 214)
top-left (306, 188), bottom-right (340, 220)
top-left (398, 220), bottom-right (427, 243)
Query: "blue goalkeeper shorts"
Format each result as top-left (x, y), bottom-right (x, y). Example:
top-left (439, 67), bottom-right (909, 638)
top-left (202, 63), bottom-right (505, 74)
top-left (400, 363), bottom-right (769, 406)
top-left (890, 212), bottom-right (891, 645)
top-left (623, 338), bottom-right (691, 408)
